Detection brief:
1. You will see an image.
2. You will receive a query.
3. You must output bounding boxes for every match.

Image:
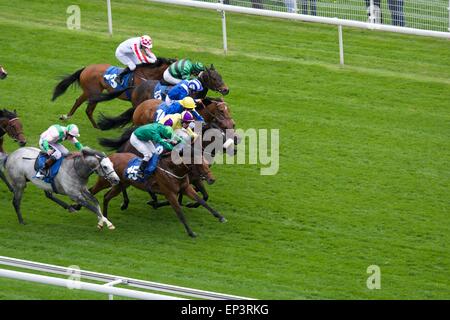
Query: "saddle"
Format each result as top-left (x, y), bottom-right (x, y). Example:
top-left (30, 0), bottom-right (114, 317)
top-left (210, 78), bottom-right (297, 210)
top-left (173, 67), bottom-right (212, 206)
top-left (125, 153), bottom-right (160, 182)
top-left (154, 81), bottom-right (173, 101)
top-left (103, 66), bottom-right (134, 99)
top-left (34, 153), bottom-right (64, 184)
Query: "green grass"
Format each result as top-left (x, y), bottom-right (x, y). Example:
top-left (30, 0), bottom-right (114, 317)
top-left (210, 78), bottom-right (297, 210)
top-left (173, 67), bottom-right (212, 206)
top-left (0, 0), bottom-right (449, 299)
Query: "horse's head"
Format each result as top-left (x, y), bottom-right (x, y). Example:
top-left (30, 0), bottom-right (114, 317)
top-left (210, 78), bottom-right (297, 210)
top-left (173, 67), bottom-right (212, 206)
top-left (200, 98), bottom-right (235, 131)
top-left (181, 145), bottom-right (215, 185)
top-left (81, 147), bottom-right (120, 185)
top-left (200, 64), bottom-right (229, 95)
top-left (0, 109), bottom-right (26, 146)
top-left (0, 66), bottom-right (7, 80)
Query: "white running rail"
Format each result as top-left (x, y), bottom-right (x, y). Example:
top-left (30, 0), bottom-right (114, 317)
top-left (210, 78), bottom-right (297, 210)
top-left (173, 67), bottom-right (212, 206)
top-left (0, 256), bottom-right (252, 300)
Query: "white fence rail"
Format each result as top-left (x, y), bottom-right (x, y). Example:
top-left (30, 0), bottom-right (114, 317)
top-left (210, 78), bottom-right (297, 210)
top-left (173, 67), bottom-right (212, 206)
top-left (138, 0), bottom-right (450, 64)
top-left (0, 256), bottom-right (252, 300)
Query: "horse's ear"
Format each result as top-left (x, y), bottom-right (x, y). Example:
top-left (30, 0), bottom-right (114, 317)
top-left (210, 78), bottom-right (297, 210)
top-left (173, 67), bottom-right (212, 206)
top-left (210, 64), bottom-right (215, 70)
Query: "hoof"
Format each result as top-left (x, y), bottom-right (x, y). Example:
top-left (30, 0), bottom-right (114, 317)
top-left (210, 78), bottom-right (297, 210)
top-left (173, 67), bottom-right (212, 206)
top-left (120, 203), bottom-right (128, 211)
top-left (108, 224), bottom-right (115, 230)
top-left (59, 114), bottom-right (69, 121)
top-left (219, 217), bottom-right (227, 223)
top-left (68, 206), bottom-right (77, 213)
top-left (19, 221), bottom-right (26, 225)
top-left (97, 224), bottom-right (103, 230)
top-left (189, 231), bottom-right (198, 238)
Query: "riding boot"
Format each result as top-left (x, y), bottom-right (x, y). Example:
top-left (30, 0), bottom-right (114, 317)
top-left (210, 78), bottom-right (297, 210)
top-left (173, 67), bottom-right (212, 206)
top-left (36, 156), bottom-right (57, 179)
top-left (117, 67), bottom-right (131, 84)
top-left (137, 160), bottom-right (149, 179)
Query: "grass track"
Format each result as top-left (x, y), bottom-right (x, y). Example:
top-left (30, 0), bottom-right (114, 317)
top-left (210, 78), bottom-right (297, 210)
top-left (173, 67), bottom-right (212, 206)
top-left (0, 0), bottom-right (449, 299)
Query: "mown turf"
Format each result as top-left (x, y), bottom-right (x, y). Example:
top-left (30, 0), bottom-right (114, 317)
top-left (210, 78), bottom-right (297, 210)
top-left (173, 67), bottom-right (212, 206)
top-left (0, 0), bottom-right (449, 299)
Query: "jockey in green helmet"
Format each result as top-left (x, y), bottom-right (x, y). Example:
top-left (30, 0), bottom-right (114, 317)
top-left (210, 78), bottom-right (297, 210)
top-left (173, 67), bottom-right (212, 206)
top-left (163, 59), bottom-right (205, 85)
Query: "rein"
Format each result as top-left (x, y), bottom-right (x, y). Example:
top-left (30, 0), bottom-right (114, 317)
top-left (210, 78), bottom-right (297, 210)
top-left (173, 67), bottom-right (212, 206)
top-left (157, 166), bottom-right (188, 180)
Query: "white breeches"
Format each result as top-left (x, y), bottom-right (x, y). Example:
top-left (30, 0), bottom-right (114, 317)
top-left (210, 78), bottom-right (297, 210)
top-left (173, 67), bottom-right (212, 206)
top-left (130, 133), bottom-right (156, 161)
top-left (39, 139), bottom-right (68, 160)
top-left (115, 49), bottom-right (138, 71)
top-left (163, 68), bottom-right (182, 85)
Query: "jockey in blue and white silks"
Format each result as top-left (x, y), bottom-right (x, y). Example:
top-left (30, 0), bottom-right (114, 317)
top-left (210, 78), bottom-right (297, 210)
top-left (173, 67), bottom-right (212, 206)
top-left (155, 97), bottom-right (204, 123)
top-left (165, 79), bottom-right (203, 105)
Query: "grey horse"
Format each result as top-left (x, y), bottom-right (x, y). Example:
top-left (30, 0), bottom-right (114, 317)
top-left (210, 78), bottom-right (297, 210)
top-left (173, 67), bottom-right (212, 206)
top-left (0, 147), bottom-right (120, 229)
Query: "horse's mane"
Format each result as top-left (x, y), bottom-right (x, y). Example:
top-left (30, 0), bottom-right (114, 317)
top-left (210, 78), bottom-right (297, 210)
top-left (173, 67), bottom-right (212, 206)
top-left (0, 109), bottom-right (17, 119)
top-left (136, 57), bottom-right (176, 70)
top-left (198, 96), bottom-right (224, 109)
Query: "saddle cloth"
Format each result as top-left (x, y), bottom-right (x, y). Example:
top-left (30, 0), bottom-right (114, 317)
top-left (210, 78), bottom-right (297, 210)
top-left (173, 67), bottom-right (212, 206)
top-left (34, 153), bottom-right (64, 184)
top-left (125, 154), bottom-right (160, 182)
top-left (103, 66), bottom-right (133, 99)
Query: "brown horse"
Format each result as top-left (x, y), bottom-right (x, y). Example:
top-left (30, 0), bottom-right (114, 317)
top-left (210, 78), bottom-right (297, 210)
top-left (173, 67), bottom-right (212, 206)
top-left (89, 151), bottom-right (225, 237)
top-left (97, 97), bottom-right (235, 133)
top-left (51, 58), bottom-right (175, 128)
top-left (0, 65), bottom-right (7, 79)
top-left (0, 109), bottom-right (27, 192)
top-left (90, 64), bottom-right (229, 108)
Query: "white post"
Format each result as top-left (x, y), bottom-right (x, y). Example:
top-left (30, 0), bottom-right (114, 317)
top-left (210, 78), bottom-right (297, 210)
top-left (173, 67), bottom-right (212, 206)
top-left (107, 0), bottom-right (113, 36)
top-left (448, 0), bottom-right (450, 32)
top-left (338, 25), bottom-right (344, 65)
top-left (219, 0), bottom-right (228, 54)
top-left (293, 0), bottom-right (298, 14)
top-left (369, 0), bottom-right (375, 24)
top-left (105, 279), bottom-right (123, 300)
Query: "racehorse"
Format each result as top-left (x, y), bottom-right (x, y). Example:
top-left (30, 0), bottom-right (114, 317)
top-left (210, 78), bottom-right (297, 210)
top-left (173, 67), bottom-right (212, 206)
top-left (51, 58), bottom-right (175, 128)
top-left (97, 97), bottom-right (235, 133)
top-left (90, 64), bottom-right (229, 109)
top-left (89, 149), bottom-right (225, 238)
top-left (0, 65), bottom-right (7, 79)
top-left (0, 109), bottom-right (27, 192)
top-left (0, 147), bottom-right (120, 229)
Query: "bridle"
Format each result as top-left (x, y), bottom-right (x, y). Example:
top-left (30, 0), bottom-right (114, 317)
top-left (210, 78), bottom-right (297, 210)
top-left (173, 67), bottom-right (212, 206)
top-left (0, 117), bottom-right (23, 141)
top-left (75, 153), bottom-right (116, 183)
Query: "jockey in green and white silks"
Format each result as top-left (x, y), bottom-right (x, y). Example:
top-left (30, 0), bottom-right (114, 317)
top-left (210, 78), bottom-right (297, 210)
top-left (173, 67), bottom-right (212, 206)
top-left (130, 123), bottom-right (183, 178)
top-left (163, 59), bottom-right (205, 85)
top-left (35, 124), bottom-right (84, 179)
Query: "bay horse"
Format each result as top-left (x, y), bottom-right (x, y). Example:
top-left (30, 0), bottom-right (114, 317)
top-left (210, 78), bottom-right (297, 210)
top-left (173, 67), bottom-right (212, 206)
top-left (89, 150), bottom-right (226, 238)
top-left (51, 57), bottom-right (175, 128)
top-left (90, 64), bottom-right (229, 108)
top-left (0, 147), bottom-right (120, 229)
top-left (0, 65), bottom-right (7, 79)
top-left (0, 109), bottom-right (27, 192)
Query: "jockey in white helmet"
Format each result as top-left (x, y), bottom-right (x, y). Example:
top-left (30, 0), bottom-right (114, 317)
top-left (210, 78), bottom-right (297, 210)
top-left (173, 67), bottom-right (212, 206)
top-left (34, 124), bottom-right (84, 179)
top-left (115, 35), bottom-right (157, 82)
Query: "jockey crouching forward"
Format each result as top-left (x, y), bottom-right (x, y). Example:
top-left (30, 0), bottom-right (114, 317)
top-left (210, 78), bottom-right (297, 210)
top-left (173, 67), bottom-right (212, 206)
top-left (115, 35), bottom-right (157, 83)
top-left (159, 111), bottom-right (198, 144)
top-left (163, 59), bottom-right (205, 85)
top-left (165, 79), bottom-right (203, 105)
top-left (130, 123), bottom-right (182, 179)
top-left (155, 97), bottom-right (204, 124)
top-left (35, 124), bottom-right (84, 179)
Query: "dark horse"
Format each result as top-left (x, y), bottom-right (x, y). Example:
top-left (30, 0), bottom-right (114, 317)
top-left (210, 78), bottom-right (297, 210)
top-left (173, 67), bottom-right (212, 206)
top-left (91, 64), bottom-right (229, 111)
top-left (51, 58), bottom-right (175, 128)
top-left (0, 109), bottom-right (27, 192)
top-left (0, 65), bottom-right (7, 79)
top-left (90, 149), bottom-right (226, 237)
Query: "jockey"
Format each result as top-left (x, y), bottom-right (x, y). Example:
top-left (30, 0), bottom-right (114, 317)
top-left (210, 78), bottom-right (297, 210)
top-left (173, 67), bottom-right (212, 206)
top-left (159, 111), bottom-right (198, 142)
top-left (130, 123), bottom-right (182, 179)
top-left (163, 59), bottom-right (205, 85)
top-left (155, 97), bottom-right (204, 123)
top-left (164, 79), bottom-right (203, 105)
top-left (35, 124), bottom-right (84, 179)
top-left (115, 35), bottom-right (157, 83)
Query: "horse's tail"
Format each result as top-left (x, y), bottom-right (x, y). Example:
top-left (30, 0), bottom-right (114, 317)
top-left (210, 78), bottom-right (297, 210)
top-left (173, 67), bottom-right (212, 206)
top-left (0, 153), bottom-right (7, 171)
top-left (98, 127), bottom-right (135, 151)
top-left (52, 67), bottom-right (85, 101)
top-left (97, 107), bottom-right (135, 131)
top-left (89, 87), bottom-right (133, 104)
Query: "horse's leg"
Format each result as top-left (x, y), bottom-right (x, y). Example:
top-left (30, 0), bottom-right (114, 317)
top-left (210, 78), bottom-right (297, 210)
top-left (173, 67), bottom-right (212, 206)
top-left (70, 191), bottom-right (115, 230)
top-left (186, 181), bottom-right (208, 208)
top-left (183, 185), bottom-right (226, 223)
top-left (120, 187), bottom-right (129, 211)
top-left (165, 191), bottom-right (197, 238)
top-left (85, 101), bottom-right (99, 128)
top-left (102, 184), bottom-right (123, 219)
top-left (12, 184), bottom-right (26, 225)
top-left (0, 169), bottom-right (14, 193)
top-left (44, 191), bottom-right (77, 213)
top-left (61, 92), bottom-right (87, 120)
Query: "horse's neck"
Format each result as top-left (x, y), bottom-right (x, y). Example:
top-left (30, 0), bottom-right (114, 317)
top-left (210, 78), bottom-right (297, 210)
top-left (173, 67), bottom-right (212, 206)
top-left (160, 157), bottom-right (189, 178)
top-left (0, 119), bottom-right (7, 138)
top-left (72, 155), bottom-right (93, 180)
top-left (194, 88), bottom-right (208, 99)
